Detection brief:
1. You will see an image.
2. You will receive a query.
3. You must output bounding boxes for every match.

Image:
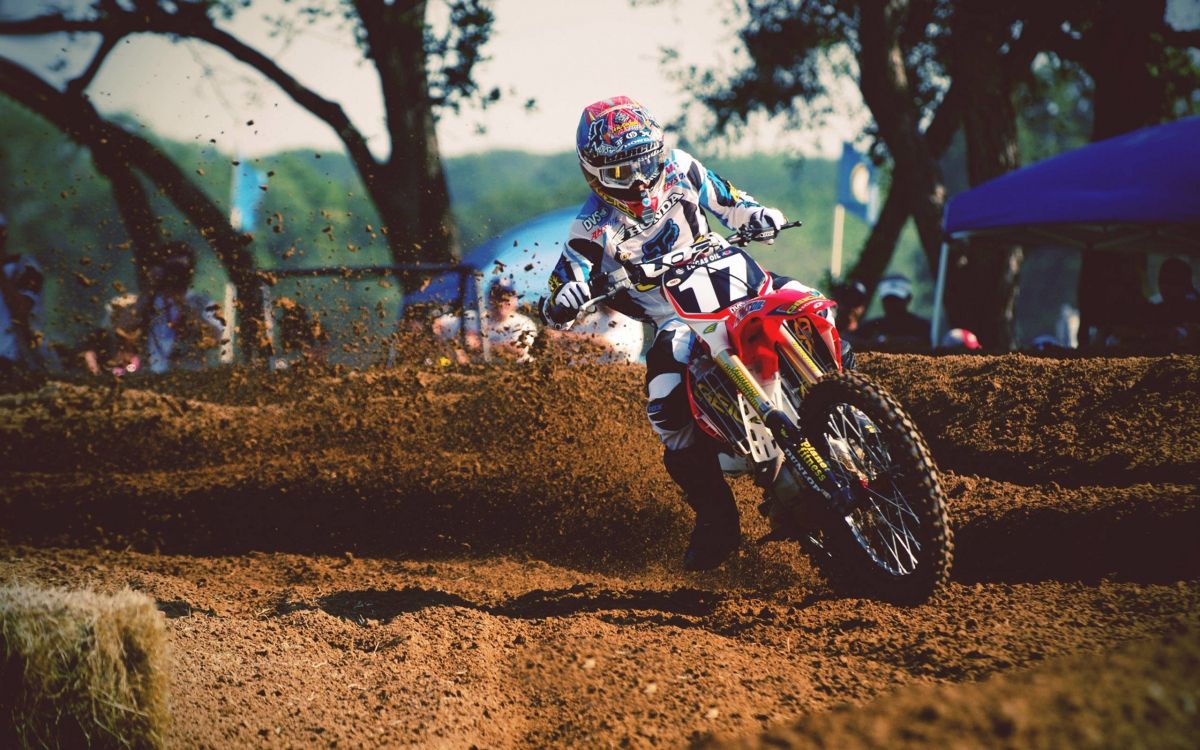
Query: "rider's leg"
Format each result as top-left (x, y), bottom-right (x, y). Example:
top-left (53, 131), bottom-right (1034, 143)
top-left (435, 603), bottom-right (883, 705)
top-left (646, 321), bottom-right (740, 570)
top-left (662, 431), bottom-right (740, 571)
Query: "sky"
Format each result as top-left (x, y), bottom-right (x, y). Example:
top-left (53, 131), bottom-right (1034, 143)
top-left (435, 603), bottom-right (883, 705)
top-left (0, 0), bottom-right (1197, 160)
top-left (0, 0), bottom-right (862, 159)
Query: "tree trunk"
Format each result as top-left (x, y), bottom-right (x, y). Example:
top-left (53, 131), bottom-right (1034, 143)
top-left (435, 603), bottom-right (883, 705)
top-left (356, 0), bottom-right (458, 269)
top-left (856, 1), bottom-right (947, 276)
top-left (943, 7), bottom-right (1025, 350)
top-left (1087, 0), bottom-right (1172, 140)
top-left (1075, 0), bottom-right (1167, 346)
top-left (843, 77), bottom-right (963, 298)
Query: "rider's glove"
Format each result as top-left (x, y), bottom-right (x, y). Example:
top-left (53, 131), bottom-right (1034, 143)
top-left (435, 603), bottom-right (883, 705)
top-left (543, 280), bottom-right (591, 327)
top-left (743, 207), bottom-right (787, 244)
top-left (555, 280), bottom-right (591, 311)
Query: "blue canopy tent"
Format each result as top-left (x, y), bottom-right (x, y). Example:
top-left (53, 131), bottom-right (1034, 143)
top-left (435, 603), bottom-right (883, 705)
top-left (934, 115), bottom-right (1200, 346)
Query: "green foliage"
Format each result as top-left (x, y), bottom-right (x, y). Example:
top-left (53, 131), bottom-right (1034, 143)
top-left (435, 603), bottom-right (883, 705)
top-left (445, 150), bottom-right (589, 247)
top-left (427, 0), bottom-right (499, 113)
top-left (1016, 53), bottom-right (1094, 164)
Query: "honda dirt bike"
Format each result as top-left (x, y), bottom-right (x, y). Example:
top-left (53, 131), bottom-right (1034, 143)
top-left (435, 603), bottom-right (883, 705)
top-left (582, 222), bottom-right (952, 603)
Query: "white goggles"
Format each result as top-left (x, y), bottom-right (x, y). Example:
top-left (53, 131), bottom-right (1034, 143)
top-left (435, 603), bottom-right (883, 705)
top-left (595, 153), bottom-right (663, 190)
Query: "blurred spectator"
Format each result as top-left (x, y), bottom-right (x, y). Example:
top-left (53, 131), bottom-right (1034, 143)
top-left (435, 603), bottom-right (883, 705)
top-left (139, 241), bottom-right (225, 374)
top-left (1078, 256), bottom-right (1151, 349)
top-left (831, 278), bottom-right (869, 341)
top-left (1029, 334), bottom-right (1063, 353)
top-left (434, 277), bottom-right (539, 362)
top-left (81, 294), bottom-right (142, 377)
top-left (0, 212), bottom-right (49, 377)
top-left (938, 327), bottom-right (981, 353)
top-left (1149, 257), bottom-right (1200, 351)
top-left (856, 274), bottom-right (930, 349)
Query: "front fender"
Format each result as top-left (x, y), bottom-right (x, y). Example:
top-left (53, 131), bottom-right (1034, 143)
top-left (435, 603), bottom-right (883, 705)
top-left (727, 290), bottom-right (843, 375)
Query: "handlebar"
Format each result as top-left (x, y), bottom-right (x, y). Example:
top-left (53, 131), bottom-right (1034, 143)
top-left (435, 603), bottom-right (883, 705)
top-left (725, 219), bottom-right (804, 247)
top-left (579, 265), bottom-right (632, 313)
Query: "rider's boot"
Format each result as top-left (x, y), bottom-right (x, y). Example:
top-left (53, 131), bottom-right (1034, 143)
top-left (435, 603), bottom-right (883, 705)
top-left (841, 338), bottom-right (857, 369)
top-left (663, 437), bottom-right (741, 571)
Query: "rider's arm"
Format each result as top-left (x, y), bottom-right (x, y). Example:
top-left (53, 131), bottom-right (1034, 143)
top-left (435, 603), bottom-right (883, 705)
top-left (539, 242), bottom-right (593, 330)
top-left (677, 149), bottom-right (772, 231)
top-left (539, 202), bottom-right (611, 329)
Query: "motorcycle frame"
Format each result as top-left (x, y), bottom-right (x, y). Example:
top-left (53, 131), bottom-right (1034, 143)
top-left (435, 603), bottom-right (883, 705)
top-left (665, 256), bottom-right (852, 503)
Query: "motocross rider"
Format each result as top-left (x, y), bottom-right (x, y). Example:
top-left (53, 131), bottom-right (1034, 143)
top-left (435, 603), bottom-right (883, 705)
top-left (540, 96), bottom-right (830, 570)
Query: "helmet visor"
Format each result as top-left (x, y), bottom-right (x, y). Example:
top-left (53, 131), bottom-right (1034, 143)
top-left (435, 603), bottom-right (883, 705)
top-left (597, 153), bottom-right (663, 190)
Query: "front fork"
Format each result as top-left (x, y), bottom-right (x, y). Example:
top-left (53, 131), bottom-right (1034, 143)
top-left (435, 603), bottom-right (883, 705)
top-left (713, 347), bottom-right (856, 514)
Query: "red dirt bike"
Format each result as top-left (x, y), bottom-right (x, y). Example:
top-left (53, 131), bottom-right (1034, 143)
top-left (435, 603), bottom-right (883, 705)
top-left (583, 222), bottom-right (952, 602)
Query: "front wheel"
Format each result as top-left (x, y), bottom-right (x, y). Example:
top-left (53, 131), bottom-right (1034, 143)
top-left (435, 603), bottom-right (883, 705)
top-left (796, 370), bottom-right (953, 603)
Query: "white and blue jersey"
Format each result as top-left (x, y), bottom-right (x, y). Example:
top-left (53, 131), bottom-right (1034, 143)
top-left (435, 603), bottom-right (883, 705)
top-left (541, 149), bottom-right (773, 329)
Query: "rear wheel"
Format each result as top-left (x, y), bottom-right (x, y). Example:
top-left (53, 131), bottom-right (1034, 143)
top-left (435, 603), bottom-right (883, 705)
top-left (790, 370), bottom-right (952, 602)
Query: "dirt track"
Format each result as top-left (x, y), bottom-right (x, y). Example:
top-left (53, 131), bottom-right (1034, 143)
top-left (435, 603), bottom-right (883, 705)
top-left (2, 353), bottom-right (1198, 748)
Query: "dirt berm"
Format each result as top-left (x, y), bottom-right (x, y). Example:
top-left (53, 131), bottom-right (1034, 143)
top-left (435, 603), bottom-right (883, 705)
top-left (1, 352), bottom-right (1198, 748)
top-left (1, 353), bottom-right (1197, 577)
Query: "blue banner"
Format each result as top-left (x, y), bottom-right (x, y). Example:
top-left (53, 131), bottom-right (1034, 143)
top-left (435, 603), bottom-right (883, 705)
top-left (230, 160), bottom-right (268, 233)
top-left (836, 142), bottom-right (878, 225)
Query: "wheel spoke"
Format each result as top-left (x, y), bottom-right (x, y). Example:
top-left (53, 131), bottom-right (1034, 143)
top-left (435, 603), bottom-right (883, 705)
top-left (863, 484), bottom-right (920, 524)
top-left (835, 406), bottom-right (894, 474)
top-left (821, 403), bottom-right (924, 576)
top-left (864, 497), bottom-right (918, 570)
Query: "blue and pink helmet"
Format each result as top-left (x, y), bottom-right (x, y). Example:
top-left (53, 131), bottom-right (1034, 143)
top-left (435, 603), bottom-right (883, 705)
top-left (576, 96), bottom-right (666, 217)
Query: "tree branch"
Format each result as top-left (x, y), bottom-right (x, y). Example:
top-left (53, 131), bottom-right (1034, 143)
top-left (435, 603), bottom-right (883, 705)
top-left (66, 32), bottom-right (118, 95)
top-left (1163, 28), bottom-right (1200, 49)
top-left (0, 13), bottom-right (103, 35)
top-left (177, 20), bottom-right (380, 184)
top-left (0, 7), bottom-right (381, 190)
top-left (1, 0), bottom-right (462, 264)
